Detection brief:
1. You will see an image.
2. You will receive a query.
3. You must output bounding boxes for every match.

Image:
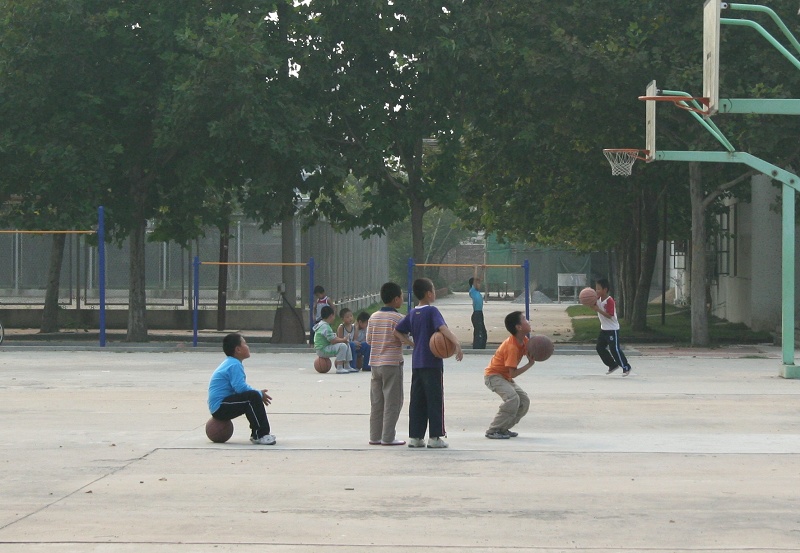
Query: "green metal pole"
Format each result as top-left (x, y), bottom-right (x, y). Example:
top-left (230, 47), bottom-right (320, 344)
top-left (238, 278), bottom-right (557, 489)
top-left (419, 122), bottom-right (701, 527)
top-left (656, 151), bottom-right (800, 377)
top-left (781, 184), bottom-right (800, 376)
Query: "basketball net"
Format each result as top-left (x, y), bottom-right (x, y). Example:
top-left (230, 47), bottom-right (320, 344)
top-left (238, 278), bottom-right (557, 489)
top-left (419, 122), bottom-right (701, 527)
top-left (603, 149), bottom-right (643, 177)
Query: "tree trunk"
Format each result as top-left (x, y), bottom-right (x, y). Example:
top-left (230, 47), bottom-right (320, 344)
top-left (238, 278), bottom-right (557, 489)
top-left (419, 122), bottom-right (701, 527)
top-left (126, 179), bottom-right (149, 342)
top-left (689, 162), bottom-right (710, 346)
top-left (630, 188), bottom-right (662, 331)
top-left (618, 221), bottom-right (638, 322)
top-left (410, 194), bottom-right (426, 280)
top-left (217, 221), bottom-right (229, 331)
top-left (282, 215), bottom-right (296, 307)
top-left (40, 233), bottom-right (66, 333)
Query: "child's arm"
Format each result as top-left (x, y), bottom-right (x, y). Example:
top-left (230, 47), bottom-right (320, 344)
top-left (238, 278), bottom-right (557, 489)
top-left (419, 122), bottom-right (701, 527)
top-left (590, 304), bottom-right (612, 318)
top-left (437, 325), bottom-right (463, 361)
top-left (336, 324), bottom-right (344, 339)
top-left (509, 358), bottom-right (535, 379)
top-left (393, 329), bottom-right (414, 348)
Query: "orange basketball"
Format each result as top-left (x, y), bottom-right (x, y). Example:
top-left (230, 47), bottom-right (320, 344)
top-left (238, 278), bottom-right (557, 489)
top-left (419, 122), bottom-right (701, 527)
top-left (579, 287), bottom-right (598, 306)
top-left (429, 332), bottom-right (457, 359)
top-left (527, 335), bottom-right (554, 362)
top-left (314, 356), bottom-right (332, 373)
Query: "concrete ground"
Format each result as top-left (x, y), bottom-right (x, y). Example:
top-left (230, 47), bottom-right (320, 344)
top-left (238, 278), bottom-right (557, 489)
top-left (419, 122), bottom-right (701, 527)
top-left (1, 297), bottom-right (799, 552)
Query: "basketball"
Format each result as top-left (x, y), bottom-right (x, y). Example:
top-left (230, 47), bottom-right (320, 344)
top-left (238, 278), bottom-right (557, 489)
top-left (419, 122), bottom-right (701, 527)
top-left (579, 287), bottom-right (598, 306)
top-left (527, 335), bottom-right (554, 362)
top-left (314, 356), bottom-right (332, 373)
top-left (429, 331), bottom-right (457, 358)
top-left (206, 417), bottom-right (234, 443)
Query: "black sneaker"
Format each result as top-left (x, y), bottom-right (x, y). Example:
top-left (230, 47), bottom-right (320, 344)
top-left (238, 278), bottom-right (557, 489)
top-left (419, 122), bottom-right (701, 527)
top-left (622, 368), bottom-right (631, 376)
top-left (606, 365), bottom-right (619, 374)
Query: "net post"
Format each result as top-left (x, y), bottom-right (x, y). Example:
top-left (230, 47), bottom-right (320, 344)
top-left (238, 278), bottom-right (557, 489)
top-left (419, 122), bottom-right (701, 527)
top-left (406, 258), bottom-right (415, 311)
top-left (98, 206), bottom-right (106, 347)
top-left (523, 260), bottom-right (530, 323)
top-left (193, 256), bottom-right (200, 347)
top-left (308, 257), bottom-right (315, 342)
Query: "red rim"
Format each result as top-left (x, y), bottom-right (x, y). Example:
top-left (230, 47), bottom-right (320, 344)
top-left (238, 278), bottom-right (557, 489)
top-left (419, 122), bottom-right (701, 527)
top-left (603, 148), bottom-right (650, 161)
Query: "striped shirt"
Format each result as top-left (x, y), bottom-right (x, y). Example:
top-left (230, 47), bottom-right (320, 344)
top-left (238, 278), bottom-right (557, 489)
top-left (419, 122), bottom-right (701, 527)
top-left (366, 308), bottom-right (405, 366)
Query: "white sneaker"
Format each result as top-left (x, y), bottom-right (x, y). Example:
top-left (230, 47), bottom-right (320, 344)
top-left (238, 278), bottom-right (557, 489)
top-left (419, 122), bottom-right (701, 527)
top-left (407, 437), bottom-right (426, 448)
top-left (250, 434), bottom-right (276, 445)
top-left (336, 367), bottom-right (351, 374)
top-left (427, 437), bottom-right (448, 448)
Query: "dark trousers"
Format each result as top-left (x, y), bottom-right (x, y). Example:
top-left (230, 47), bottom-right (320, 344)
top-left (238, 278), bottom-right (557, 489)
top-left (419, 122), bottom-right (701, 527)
top-left (471, 311), bottom-right (487, 349)
top-left (212, 390), bottom-right (271, 439)
top-left (409, 367), bottom-right (445, 439)
top-left (596, 330), bottom-right (630, 370)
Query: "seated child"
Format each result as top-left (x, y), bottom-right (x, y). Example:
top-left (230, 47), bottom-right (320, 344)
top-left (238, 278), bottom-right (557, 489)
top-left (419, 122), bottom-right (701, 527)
top-left (314, 305), bottom-right (356, 374)
top-left (354, 311), bottom-right (371, 371)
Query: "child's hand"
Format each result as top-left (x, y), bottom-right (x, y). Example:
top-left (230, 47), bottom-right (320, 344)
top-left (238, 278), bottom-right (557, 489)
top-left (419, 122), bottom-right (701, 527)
top-left (261, 389), bottom-right (272, 406)
top-left (454, 344), bottom-right (464, 362)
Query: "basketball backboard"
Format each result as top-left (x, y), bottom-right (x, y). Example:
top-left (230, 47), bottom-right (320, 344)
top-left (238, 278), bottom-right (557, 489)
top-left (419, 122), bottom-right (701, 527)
top-left (645, 80), bottom-right (657, 162)
top-left (703, 0), bottom-right (726, 115)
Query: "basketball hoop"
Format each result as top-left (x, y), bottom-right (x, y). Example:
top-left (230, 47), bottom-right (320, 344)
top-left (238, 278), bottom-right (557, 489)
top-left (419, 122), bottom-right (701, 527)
top-left (638, 94), bottom-right (711, 115)
top-left (602, 149), bottom-right (648, 176)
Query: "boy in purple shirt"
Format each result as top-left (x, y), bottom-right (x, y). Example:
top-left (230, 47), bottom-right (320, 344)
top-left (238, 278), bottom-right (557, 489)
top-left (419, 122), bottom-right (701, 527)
top-left (395, 278), bottom-right (463, 448)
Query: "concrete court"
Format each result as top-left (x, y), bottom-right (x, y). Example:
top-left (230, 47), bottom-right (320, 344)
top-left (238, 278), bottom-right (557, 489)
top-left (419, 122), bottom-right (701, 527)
top-left (2, 336), bottom-right (800, 553)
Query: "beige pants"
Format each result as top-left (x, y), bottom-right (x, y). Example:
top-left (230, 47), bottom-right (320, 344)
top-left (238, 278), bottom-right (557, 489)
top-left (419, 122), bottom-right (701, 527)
top-left (370, 364), bottom-right (404, 443)
top-left (485, 375), bottom-right (530, 434)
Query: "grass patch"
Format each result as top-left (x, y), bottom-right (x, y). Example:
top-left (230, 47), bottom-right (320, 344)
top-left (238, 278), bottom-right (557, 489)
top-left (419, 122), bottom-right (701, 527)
top-left (568, 303), bottom-right (773, 345)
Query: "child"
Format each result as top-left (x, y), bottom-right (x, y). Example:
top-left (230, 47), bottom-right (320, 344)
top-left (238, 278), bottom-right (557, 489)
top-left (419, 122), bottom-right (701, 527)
top-left (314, 305), bottom-right (356, 373)
top-left (394, 278), bottom-right (463, 449)
top-left (310, 285), bottom-right (335, 345)
top-left (484, 311), bottom-right (534, 439)
top-left (337, 308), bottom-right (358, 369)
top-left (207, 333), bottom-right (276, 445)
top-left (354, 311), bottom-right (372, 371)
top-left (469, 275), bottom-right (487, 349)
top-left (591, 278), bottom-right (632, 376)
top-left (366, 282), bottom-right (413, 446)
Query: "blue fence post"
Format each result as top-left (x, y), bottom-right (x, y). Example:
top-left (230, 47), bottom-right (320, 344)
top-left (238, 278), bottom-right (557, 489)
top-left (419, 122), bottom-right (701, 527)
top-left (98, 206), bottom-right (106, 347)
top-left (406, 258), bottom-right (415, 311)
top-left (193, 256), bottom-right (200, 347)
top-left (308, 257), bottom-right (315, 341)
top-left (523, 260), bottom-right (530, 323)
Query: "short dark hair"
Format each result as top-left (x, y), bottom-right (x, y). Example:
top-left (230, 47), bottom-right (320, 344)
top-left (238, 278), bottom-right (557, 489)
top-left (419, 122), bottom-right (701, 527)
top-left (380, 281), bottom-right (402, 304)
top-left (320, 305), bottom-right (334, 319)
top-left (223, 333), bottom-right (243, 357)
top-left (504, 311), bottom-right (524, 334)
top-left (596, 278), bottom-right (610, 291)
top-left (314, 285), bottom-right (325, 295)
top-left (468, 277), bottom-right (474, 287)
top-left (357, 311), bottom-right (370, 323)
top-left (339, 307), bottom-right (352, 318)
top-left (412, 278), bottom-right (434, 300)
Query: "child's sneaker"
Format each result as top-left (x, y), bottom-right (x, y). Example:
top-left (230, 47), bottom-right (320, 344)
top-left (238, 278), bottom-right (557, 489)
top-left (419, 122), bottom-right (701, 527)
top-left (407, 437), bottom-right (426, 448)
top-left (336, 366), bottom-right (351, 374)
top-left (427, 437), bottom-right (448, 448)
top-left (623, 368), bottom-right (631, 376)
top-left (250, 434), bottom-right (276, 445)
top-left (606, 365), bottom-right (619, 374)
top-left (485, 431), bottom-right (510, 440)
top-left (506, 430), bottom-right (519, 438)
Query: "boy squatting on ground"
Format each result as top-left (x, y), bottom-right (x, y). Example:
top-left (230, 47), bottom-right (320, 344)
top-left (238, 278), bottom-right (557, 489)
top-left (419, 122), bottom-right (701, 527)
top-left (367, 282), bottom-right (413, 446)
top-left (207, 333), bottom-right (276, 445)
top-left (314, 305), bottom-right (356, 373)
top-left (591, 277), bottom-right (632, 376)
top-left (394, 277), bottom-right (463, 449)
top-left (484, 311), bottom-right (534, 439)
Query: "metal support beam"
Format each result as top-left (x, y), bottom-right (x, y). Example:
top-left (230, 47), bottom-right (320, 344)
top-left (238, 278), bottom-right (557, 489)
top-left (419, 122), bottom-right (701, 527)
top-left (718, 98), bottom-right (800, 114)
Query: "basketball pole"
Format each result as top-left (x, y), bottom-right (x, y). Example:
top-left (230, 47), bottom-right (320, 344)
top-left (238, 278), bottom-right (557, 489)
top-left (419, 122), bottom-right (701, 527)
top-left (98, 206), bottom-right (106, 348)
